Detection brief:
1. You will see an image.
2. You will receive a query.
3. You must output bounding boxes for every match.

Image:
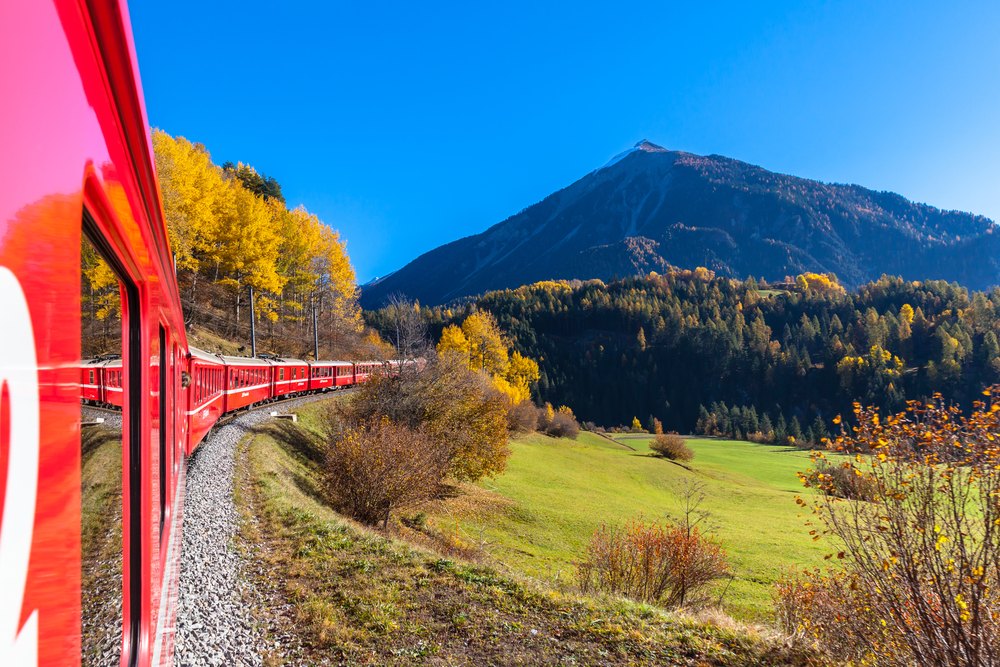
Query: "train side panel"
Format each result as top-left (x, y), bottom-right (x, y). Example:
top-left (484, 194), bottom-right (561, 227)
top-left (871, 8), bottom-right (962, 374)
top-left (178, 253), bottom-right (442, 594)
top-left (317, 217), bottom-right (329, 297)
top-left (222, 357), bottom-right (272, 411)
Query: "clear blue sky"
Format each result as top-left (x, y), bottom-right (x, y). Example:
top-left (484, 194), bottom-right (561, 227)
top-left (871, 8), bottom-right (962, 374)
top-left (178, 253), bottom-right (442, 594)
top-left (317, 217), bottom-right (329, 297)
top-left (130, 0), bottom-right (1000, 284)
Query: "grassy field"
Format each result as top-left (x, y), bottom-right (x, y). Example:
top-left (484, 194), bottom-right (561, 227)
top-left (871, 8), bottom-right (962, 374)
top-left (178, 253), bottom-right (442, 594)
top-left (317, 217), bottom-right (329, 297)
top-left (238, 403), bottom-right (818, 666)
top-left (283, 400), bottom-right (834, 620)
top-left (418, 431), bottom-right (835, 621)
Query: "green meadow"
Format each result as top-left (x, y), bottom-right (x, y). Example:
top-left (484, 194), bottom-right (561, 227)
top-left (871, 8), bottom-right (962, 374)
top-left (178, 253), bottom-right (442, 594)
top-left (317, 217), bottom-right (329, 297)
top-left (424, 431), bottom-right (838, 621)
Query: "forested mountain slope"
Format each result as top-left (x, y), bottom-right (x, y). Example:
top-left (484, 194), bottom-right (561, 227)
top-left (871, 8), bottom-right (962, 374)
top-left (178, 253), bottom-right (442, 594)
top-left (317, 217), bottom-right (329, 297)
top-left (361, 141), bottom-right (1000, 308)
top-left (445, 272), bottom-right (1000, 436)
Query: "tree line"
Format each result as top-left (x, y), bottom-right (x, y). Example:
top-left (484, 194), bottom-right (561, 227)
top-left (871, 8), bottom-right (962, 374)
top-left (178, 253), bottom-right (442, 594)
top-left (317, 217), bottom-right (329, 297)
top-left (368, 269), bottom-right (1000, 434)
top-left (149, 130), bottom-right (365, 358)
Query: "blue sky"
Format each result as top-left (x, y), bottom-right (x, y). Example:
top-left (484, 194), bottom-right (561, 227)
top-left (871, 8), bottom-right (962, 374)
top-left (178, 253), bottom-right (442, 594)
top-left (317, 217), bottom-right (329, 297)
top-left (130, 0), bottom-right (1000, 284)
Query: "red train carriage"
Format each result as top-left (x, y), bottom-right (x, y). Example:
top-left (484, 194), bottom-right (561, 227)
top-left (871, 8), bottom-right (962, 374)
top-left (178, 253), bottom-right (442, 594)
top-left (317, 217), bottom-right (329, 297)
top-left (1, 0), bottom-right (191, 664)
top-left (271, 358), bottom-right (309, 397)
top-left (187, 348), bottom-right (226, 453)
top-left (223, 356), bottom-right (273, 412)
top-left (333, 362), bottom-right (356, 387)
top-left (353, 361), bottom-right (383, 384)
top-left (104, 358), bottom-right (125, 409)
top-left (80, 360), bottom-right (106, 404)
top-left (307, 360), bottom-right (352, 391)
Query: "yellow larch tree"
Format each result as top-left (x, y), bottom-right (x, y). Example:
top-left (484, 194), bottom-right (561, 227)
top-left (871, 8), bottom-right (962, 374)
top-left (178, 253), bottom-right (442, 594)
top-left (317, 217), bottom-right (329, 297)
top-left (152, 129), bottom-right (227, 272)
top-left (437, 311), bottom-right (540, 404)
top-left (209, 182), bottom-right (286, 324)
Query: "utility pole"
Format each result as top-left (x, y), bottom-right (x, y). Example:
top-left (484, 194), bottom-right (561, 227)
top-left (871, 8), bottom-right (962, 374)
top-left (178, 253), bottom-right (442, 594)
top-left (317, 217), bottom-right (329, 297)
top-left (313, 306), bottom-right (319, 360)
top-left (249, 284), bottom-right (257, 357)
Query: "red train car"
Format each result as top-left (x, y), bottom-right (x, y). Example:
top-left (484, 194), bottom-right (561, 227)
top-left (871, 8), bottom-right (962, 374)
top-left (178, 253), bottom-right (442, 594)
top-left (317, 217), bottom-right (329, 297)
top-left (353, 361), bottom-right (383, 384)
top-left (307, 360), bottom-right (352, 391)
top-left (103, 358), bottom-right (125, 409)
top-left (187, 348), bottom-right (226, 453)
top-left (1, 0), bottom-right (191, 664)
top-left (223, 356), bottom-right (273, 412)
top-left (80, 360), bottom-right (105, 404)
top-left (271, 358), bottom-right (309, 397)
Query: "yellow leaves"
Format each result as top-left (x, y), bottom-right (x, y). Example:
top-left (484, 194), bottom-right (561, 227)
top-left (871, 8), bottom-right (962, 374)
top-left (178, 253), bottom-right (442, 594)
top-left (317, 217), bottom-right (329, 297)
top-left (153, 129), bottom-right (362, 332)
top-left (833, 415), bottom-right (842, 425)
top-left (437, 324), bottom-right (471, 357)
top-left (462, 311), bottom-right (509, 376)
top-left (81, 240), bottom-right (121, 322)
top-left (900, 303), bottom-right (915, 324)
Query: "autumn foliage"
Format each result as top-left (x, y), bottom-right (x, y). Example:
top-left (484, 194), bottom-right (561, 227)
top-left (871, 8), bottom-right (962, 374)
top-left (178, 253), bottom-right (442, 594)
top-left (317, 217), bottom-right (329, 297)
top-left (577, 516), bottom-right (728, 608)
top-left (321, 417), bottom-right (447, 527)
top-left (436, 310), bottom-right (540, 404)
top-left (783, 393), bottom-right (1000, 666)
top-left (649, 434), bottom-right (694, 462)
top-left (344, 351), bottom-right (511, 484)
top-left (151, 130), bottom-right (364, 357)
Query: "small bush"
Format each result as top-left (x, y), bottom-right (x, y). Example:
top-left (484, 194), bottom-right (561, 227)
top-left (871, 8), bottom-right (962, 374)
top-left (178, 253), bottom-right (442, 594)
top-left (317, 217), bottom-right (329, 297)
top-left (773, 569), bottom-right (896, 664)
top-left (649, 434), bottom-right (694, 461)
top-left (577, 517), bottom-right (728, 608)
top-left (323, 417), bottom-right (448, 527)
top-left (807, 461), bottom-right (878, 501)
top-left (546, 411), bottom-right (580, 439)
top-left (746, 431), bottom-right (771, 444)
top-left (506, 399), bottom-right (538, 433)
top-left (535, 402), bottom-right (554, 433)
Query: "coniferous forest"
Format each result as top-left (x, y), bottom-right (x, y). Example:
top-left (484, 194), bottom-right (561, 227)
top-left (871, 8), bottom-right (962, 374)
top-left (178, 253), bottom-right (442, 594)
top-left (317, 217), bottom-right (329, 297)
top-left (372, 270), bottom-right (1000, 439)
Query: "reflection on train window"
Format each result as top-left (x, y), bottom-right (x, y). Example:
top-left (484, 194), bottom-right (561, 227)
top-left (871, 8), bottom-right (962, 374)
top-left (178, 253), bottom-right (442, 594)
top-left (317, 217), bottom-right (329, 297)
top-left (80, 233), bottom-right (124, 667)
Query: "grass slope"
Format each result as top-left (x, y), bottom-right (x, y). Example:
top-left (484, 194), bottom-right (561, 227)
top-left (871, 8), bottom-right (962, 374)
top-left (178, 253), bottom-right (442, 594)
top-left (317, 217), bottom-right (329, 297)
top-left (236, 402), bottom-right (819, 666)
top-left (421, 432), bottom-right (834, 621)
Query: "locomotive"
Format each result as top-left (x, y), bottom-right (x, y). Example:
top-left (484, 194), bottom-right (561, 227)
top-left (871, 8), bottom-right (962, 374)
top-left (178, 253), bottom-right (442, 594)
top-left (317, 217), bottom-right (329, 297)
top-left (0, 0), bottom-right (399, 665)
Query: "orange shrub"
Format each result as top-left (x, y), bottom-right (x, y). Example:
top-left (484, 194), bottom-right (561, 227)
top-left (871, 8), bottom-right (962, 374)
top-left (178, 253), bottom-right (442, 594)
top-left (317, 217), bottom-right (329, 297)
top-left (792, 393), bottom-right (1000, 666)
top-left (577, 516), bottom-right (727, 607)
top-left (323, 417), bottom-right (447, 527)
top-left (650, 434), bottom-right (694, 461)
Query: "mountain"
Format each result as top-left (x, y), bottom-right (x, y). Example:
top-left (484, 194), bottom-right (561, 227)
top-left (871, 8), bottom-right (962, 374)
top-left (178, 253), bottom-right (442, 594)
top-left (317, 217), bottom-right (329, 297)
top-left (360, 141), bottom-right (1000, 308)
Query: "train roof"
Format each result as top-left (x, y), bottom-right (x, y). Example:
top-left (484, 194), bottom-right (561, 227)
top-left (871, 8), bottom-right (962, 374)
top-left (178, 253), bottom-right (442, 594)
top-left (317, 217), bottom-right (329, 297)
top-left (189, 346), bottom-right (226, 364)
top-left (266, 357), bottom-right (307, 365)
top-left (217, 355), bottom-right (276, 366)
top-left (307, 359), bottom-right (353, 366)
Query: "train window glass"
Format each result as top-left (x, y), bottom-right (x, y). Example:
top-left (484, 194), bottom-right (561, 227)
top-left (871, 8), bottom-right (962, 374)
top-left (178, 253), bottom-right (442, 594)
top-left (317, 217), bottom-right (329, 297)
top-left (158, 326), bottom-right (167, 541)
top-left (279, 368), bottom-right (284, 381)
top-left (80, 223), bottom-right (134, 666)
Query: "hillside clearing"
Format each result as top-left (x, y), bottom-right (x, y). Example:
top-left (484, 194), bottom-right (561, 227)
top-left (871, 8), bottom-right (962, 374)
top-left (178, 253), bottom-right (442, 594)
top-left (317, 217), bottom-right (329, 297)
top-left (419, 431), bottom-right (836, 621)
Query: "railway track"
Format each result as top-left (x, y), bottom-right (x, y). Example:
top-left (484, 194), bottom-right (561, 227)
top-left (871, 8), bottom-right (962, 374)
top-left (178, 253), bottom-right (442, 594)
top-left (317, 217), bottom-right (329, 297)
top-left (82, 386), bottom-right (358, 423)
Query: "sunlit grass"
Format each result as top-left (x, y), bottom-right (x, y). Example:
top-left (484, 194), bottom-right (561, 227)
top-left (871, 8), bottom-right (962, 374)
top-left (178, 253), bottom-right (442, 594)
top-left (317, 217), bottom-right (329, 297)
top-left (423, 432), bottom-right (838, 621)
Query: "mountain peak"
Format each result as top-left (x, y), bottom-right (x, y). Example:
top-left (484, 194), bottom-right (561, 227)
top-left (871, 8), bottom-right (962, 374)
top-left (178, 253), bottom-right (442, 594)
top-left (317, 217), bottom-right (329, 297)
top-left (635, 139), bottom-right (667, 152)
top-left (597, 140), bottom-right (669, 172)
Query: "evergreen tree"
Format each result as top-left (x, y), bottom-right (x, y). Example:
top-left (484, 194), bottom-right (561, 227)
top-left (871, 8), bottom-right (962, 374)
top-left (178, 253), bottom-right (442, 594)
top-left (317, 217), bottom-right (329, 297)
top-left (760, 413), bottom-right (773, 437)
top-left (789, 415), bottom-right (803, 441)
top-left (775, 414), bottom-right (787, 442)
top-left (812, 414), bottom-right (829, 443)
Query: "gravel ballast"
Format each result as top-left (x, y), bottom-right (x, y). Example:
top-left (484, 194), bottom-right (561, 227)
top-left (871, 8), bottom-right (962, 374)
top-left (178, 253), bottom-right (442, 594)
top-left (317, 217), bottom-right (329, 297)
top-left (173, 396), bottom-right (333, 667)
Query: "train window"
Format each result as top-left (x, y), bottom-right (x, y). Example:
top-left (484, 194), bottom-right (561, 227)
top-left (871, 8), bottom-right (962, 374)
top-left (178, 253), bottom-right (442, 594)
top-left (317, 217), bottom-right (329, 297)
top-left (158, 326), bottom-right (167, 541)
top-left (80, 217), bottom-right (141, 666)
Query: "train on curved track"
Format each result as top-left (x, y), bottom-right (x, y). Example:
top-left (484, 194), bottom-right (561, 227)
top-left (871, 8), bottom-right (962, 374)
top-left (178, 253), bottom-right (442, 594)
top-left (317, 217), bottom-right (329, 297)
top-left (0, 1), bottom-right (399, 665)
